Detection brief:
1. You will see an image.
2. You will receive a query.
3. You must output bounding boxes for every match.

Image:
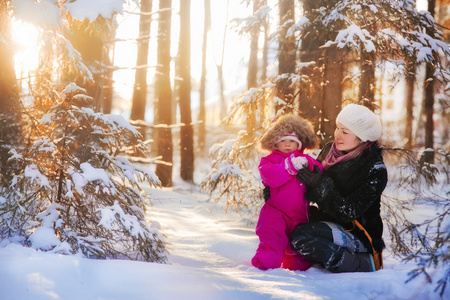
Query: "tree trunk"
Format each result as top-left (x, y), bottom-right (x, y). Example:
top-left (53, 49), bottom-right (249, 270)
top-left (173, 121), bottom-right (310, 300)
top-left (178, 0), bottom-right (194, 182)
top-left (102, 40), bottom-right (115, 114)
top-left (216, 0), bottom-right (229, 121)
top-left (299, 0), bottom-right (326, 132)
top-left (198, 0), bottom-right (210, 151)
top-left (155, 0), bottom-right (173, 187)
top-left (423, 62), bottom-right (435, 162)
top-left (404, 60), bottom-right (416, 149)
top-left (66, 23), bottom-right (104, 109)
top-left (276, 0), bottom-right (295, 113)
top-left (246, 0), bottom-right (260, 140)
top-left (321, 47), bottom-right (343, 145)
top-left (260, 0), bottom-right (268, 84)
top-left (247, 0), bottom-right (259, 89)
top-left (422, 0), bottom-right (436, 164)
top-left (130, 0), bottom-right (153, 130)
top-left (0, 0), bottom-right (22, 184)
top-left (359, 48), bottom-right (376, 109)
top-left (217, 65), bottom-right (226, 121)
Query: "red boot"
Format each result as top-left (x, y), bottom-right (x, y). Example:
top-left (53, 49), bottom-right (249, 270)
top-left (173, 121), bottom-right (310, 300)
top-left (282, 249), bottom-right (312, 271)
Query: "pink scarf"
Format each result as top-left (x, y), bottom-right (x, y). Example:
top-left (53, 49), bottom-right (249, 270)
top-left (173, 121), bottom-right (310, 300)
top-left (322, 141), bottom-right (373, 170)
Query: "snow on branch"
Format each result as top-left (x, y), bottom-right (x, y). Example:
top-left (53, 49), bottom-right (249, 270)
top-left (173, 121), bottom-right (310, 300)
top-left (11, 0), bottom-right (126, 26)
top-left (65, 0), bottom-right (125, 22)
top-left (232, 5), bottom-right (271, 36)
top-left (11, 0), bottom-right (61, 27)
top-left (0, 82), bottom-right (166, 262)
top-left (322, 24), bottom-right (375, 52)
top-left (98, 201), bottom-right (144, 238)
top-left (287, 16), bottom-right (309, 37)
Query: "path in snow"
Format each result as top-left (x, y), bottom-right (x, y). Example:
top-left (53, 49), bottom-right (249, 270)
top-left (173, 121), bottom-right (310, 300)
top-left (149, 186), bottom-right (255, 270)
top-left (146, 185), bottom-right (325, 299)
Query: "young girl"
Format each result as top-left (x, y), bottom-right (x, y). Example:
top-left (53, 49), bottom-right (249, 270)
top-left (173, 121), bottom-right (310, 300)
top-left (252, 114), bottom-right (323, 271)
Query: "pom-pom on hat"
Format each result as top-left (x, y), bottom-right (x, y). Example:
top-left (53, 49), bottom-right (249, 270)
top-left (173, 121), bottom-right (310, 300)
top-left (336, 104), bottom-right (382, 142)
top-left (260, 114), bottom-right (318, 151)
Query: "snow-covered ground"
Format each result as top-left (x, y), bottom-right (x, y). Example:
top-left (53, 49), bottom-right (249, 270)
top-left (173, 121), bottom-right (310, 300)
top-left (0, 174), bottom-right (448, 300)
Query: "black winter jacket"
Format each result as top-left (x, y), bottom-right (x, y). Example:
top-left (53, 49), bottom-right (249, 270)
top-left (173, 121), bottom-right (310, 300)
top-left (306, 142), bottom-right (388, 253)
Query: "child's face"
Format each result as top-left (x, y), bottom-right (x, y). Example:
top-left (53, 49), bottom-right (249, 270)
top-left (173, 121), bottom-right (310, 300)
top-left (276, 139), bottom-right (299, 153)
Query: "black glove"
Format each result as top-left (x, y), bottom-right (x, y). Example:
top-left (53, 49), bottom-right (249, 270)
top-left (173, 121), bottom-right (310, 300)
top-left (263, 186), bottom-right (271, 202)
top-left (296, 164), bottom-right (322, 188)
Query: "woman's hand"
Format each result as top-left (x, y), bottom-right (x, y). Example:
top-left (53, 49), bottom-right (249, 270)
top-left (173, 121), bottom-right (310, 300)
top-left (296, 164), bottom-right (322, 188)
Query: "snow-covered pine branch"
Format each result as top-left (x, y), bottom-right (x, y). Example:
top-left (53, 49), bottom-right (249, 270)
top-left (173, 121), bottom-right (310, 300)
top-left (301, 0), bottom-right (449, 70)
top-left (382, 148), bottom-right (449, 296)
top-left (202, 82), bottom-right (303, 216)
top-left (231, 5), bottom-right (271, 37)
top-left (200, 133), bottom-right (262, 215)
top-left (0, 83), bottom-right (166, 262)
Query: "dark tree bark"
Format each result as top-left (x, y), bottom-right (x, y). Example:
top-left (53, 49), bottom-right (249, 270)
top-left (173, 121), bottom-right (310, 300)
top-left (101, 38), bottom-right (115, 114)
top-left (298, 0), bottom-right (326, 132)
top-left (321, 47), bottom-right (343, 145)
top-left (276, 0), bottom-right (295, 113)
top-left (130, 0), bottom-right (153, 128)
top-left (178, 0), bottom-right (194, 182)
top-left (66, 22), bottom-right (105, 111)
top-left (155, 0), bottom-right (173, 187)
top-left (423, 0), bottom-right (436, 163)
top-left (404, 60), bottom-right (416, 149)
top-left (359, 48), bottom-right (376, 110)
top-left (299, 0), bottom-right (341, 145)
top-left (423, 62), bottom-right (435, 162)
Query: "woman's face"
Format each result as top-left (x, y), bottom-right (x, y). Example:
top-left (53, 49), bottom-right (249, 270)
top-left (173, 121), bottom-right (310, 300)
top-left (334, 123), bottom-right (362, 152)
top-left (276, 139), bottom-right (299, 154)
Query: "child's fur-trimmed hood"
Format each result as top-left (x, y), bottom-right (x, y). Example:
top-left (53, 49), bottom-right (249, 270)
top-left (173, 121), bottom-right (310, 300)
top-left (260, 114), bottom-right (318, 151)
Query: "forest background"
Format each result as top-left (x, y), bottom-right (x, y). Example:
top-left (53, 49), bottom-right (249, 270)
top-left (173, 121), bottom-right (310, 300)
top-left (0, 0), bottom-right (449, 297)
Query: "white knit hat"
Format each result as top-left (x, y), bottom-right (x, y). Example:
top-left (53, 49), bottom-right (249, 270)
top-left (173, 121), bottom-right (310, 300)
top-left (336, 104), bottom-right (382, 142)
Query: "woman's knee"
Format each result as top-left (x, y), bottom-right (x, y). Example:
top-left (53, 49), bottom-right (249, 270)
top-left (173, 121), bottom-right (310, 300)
top-left (290, 222), bottom-right (333, 250)
top-left (290, 224), bottom-right (314, 249)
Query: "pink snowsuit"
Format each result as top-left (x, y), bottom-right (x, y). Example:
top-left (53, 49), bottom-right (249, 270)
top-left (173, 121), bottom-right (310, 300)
top-left (252, 149), bottom-right (323, 271)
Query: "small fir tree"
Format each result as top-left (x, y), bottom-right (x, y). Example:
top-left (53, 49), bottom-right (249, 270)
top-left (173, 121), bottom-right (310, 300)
top-left (0, 83), bottom-right (167, 262)
top-left (200, 80), bottom-right (301, 215)
top-left (383, 148), bottom-right (449, 297)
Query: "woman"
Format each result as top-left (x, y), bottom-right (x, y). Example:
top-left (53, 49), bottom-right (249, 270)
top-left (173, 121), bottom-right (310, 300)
top-left (289, 104), bottom-right (388, 273)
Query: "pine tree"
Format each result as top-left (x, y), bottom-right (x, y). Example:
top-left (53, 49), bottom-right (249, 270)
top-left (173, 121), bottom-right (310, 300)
top-left (1, 83), bottom-right (167, 262)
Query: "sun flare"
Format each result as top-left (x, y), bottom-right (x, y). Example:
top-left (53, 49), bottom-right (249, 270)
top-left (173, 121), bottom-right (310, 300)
top-left (11, 19), bottom-right (40, 84)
